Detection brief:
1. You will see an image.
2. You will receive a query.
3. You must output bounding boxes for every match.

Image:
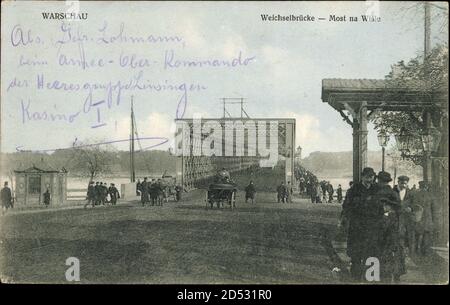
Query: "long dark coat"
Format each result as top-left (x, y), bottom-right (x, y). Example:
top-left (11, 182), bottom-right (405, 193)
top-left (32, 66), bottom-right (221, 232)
top-left (342, 182), bottom-right (384, 260)
top-left (1, 187), bottom-right (12, 208)
top-left (379, 209), bottom-right (405, 279)
top-left (141, 181), bottom-right (149, 203)
top-left (245, 184), bottom-right (256, 199)
top-left (108, 186), bottom-right (120, 204)
top-left (43, 191), bottom-right (51, 205)
top-left (87, 185), bottom-right (95, 200)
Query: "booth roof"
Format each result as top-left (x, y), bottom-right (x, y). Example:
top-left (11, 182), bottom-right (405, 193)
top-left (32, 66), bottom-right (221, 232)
top-left (14, 164), bottom-right (62, 174)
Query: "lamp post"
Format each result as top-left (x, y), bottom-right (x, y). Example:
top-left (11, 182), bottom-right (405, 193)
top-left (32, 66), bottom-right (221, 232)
top-left (421, 125), bottom-right (442, 182)
top-left (377, 129), bottom-right (390, 171)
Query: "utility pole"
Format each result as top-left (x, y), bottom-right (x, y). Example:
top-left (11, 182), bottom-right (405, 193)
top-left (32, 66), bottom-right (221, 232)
top-left (130, 96), bottom-right (136, 183)
top-left (424, 2), bottom-right (431, 57)
top-left (423, 2), bottom-right (432, 183)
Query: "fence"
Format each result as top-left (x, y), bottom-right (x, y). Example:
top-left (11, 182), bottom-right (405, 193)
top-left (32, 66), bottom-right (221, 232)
top-left (66, 188), bottom-right (87, 201)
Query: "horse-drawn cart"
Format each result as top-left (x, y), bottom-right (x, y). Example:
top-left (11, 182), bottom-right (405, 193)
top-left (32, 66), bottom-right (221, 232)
top-left (205, 182), bottom-right (237, 209)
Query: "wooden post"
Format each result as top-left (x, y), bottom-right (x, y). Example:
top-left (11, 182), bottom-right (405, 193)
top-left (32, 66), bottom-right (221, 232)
top-left (352, 103), bottom-right (368, 183)
top-left (423, 111), bottom-right (432, 183)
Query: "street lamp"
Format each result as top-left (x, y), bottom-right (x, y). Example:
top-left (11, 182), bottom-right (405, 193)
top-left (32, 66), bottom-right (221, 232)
top-left (421, 125), bottom-right (441, 153)
top-left (377, 129), bottom-right (390, 171)
top-left (421, 125), bottom-right (442, 183)
top-left (395, 126), bottom-right (412, 159)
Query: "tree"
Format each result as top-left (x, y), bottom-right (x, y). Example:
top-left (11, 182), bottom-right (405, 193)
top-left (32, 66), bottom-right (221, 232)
top-left (69, 139), bottom-right (116, 181)
top-left (372, 44), bottom-right (448, 165)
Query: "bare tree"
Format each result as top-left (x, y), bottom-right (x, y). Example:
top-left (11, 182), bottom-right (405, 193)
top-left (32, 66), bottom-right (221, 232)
top-left (69, 139), bottom-right (115, 182)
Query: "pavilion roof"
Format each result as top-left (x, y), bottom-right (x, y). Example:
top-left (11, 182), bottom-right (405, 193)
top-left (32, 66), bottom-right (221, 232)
top-left (322, 78), bottom-right (447, 111)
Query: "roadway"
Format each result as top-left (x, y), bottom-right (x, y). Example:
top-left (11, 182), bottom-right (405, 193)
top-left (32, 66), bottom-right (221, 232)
top-left (0, 190), bottom-right (447, 284)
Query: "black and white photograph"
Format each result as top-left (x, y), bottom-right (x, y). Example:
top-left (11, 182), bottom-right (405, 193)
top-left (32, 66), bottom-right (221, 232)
top-left (0, 0), bottom-right (448, 288)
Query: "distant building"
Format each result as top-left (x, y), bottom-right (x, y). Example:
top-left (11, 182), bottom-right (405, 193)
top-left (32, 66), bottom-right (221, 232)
top-left (14, 164), bottom-right (67, 206)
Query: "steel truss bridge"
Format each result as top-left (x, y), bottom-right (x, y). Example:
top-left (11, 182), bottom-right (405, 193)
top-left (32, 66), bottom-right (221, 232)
top-left (174, 118), bottom-right (296, 190)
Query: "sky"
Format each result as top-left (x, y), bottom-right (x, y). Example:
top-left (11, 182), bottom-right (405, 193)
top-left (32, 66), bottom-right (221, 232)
top-left (1, 1), bottom-right (448, 157)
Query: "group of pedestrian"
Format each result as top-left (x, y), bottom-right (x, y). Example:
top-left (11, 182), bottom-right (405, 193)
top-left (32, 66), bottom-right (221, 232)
top-left (276, 181), bottom-right (293, 203)
top-left (295, 166), bottom-right (339, 204)
top-left (306, 181), bottom-right (340, 204)
top-left (319, 181), bottom-right (335, 203)
top-left (138, 177), bottom-right (165, 206)
top-left (295, 166), bottom-right (318, 196)
top-left (340, 167), bottom-right (438, 283)
top-left (84, 181), bottom-right (120, 208)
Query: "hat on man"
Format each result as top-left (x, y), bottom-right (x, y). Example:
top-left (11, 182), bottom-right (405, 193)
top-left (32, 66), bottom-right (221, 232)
top-left (398, 175), bottom-right (410, 182)
top-left (361, 167), bottom-right (376, 177)
top-left (377, 171), bottom-right (392, 183)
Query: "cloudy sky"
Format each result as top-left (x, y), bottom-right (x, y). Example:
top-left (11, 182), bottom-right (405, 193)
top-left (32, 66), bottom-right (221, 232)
top-left (1, 1), bottom-right (447, 156)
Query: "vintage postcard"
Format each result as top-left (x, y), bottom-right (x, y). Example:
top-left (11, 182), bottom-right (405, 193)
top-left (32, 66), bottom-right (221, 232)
top-left (0, 0), bottom-right (448, 290)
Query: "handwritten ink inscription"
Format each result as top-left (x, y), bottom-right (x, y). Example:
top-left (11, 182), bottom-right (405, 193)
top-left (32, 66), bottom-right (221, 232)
top-left (4, 15), bottom-right (256, 152)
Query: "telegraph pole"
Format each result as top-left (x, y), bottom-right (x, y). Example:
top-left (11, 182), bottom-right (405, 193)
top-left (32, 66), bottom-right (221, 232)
top-left (424, 2), bottom-right (431, 57)
top-left (130, 96), bottom-right (136, 183)
top-left (423, 2), bottom-right (432, 183)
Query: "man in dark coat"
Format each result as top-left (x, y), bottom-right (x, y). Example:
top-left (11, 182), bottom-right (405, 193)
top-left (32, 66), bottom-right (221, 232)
top-left (84, 181), bottom-right (96, 208)
top-left (375, 171), bottom-right (403, 282)
top-left (286, 181), bottom-right (293, 203)
top-left (102, 182), bottom-right (108, 205)
top-left (98, 182), bottom-right (104, 205)
top-left (150, 179), bottom-right (160, 206)
top-left (277, 182), bottom-right (287, 203)
top-left (341, 167), bottom-right (379, 281)
top-left (321, 181), bottom-right (327, 203)
top-left (336, 184), bottom-right (343, 203)
top-left (307, 182), bottom-right (316, 203)
top-left (379, 197), bottom-right (402, 283)
top-left (175, 185), bottom-right (183, 202)
top-left (108, 183), bottom-right (120, 205)
top-left (43, 188), bottom-right (51, 207)
top-left (299, 178), bottom-right (305, 195)
top-left (327, 183), bottom-right (334, 203)
top-left (245, 181), bottom-right (256, 204)
top-left (141, 177), bottom-right (149, 206)
top-left (156, 179), bottom-right (164, 206)
top-left (93, 182), bottom-right (100, 205)
top-left (136, 179), bottom-right (141, 196)
top-left (1, 181), bottom-right (13, 215)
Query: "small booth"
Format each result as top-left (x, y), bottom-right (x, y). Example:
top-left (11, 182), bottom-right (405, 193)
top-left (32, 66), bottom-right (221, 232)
top-left (14, 165), bottom-right (67, 206)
